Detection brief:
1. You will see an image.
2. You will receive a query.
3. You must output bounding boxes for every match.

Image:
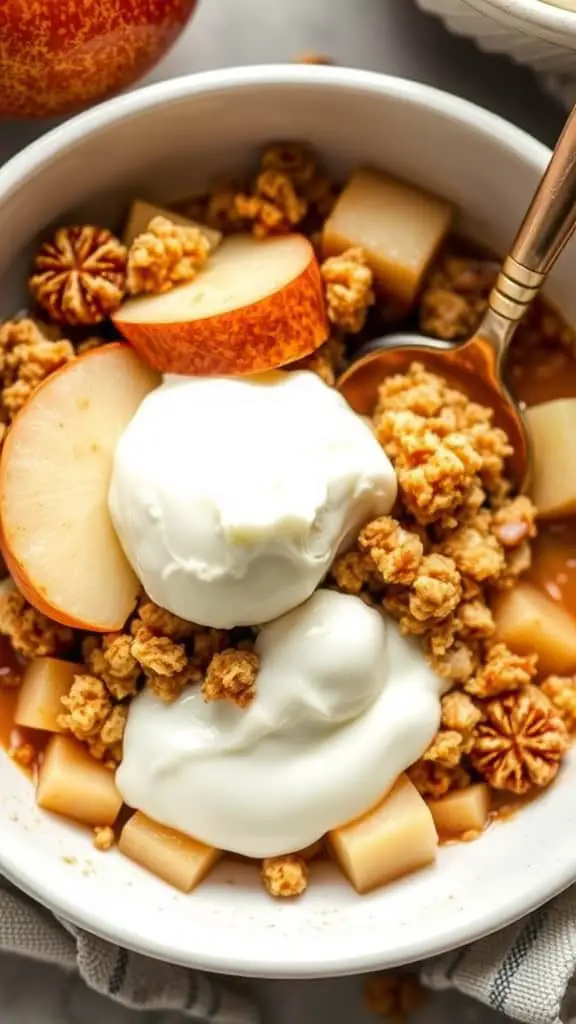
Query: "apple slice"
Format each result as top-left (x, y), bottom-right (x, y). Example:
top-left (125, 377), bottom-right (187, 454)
top-left (0, 344), bottom-right (159, 632)
top-left (113, 233), bottom-right (329, 376)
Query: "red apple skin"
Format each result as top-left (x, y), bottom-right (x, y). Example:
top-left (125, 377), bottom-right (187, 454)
top-left (114, 256), bottom-right (330, 376)
top-left (0, 0), bottom-right (198, 118)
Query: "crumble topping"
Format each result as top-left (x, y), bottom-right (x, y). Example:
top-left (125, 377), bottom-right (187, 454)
top-left (261, 854), bottom-right (309, 897)
top-left (130, 625), bottom-right (187, 677)
top-left (138, 600), bottom-right (197, 641)
top-left (364, 972), bottom-right (426, 1022)
top-left (93, 825), bottom-right (115, 851)
top-left (419, 253), bottom-right (496, 341)
top-left (235, 170), bottom-right (307, 237)
top-left (358, 516), bottom-right (423, 585)
top-left (127, 216), bottom-right (211, 295)
top-left (320, 247), bottom-right (375, 333)
top-left (465, 643), bottom-right (537, 699)
top-left (540, 675), bottom-right (576, 731)
top-left (330, 550), bottom-right (378, 595)
top-left (187, 144), bottom-right (336, 238)
top-left (29, 226), bottom-right (127, 325)
top-left (441, 690), bottom-right (482, 735)
top-left (0, 318), bottom-right (75, 430)
top-left (0, 588), bottom-right (73, 658)
top-left (423, 729), bottom-right (467, 768)
top-left (469, 687), bottom-right (569, 794)
top-left (409, 553), bottom-right (462, 622)
top-left (202, 649), bottom-right (260, 708)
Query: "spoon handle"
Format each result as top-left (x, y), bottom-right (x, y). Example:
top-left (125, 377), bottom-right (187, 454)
top-left (489, 103), bottom-right (576, 325)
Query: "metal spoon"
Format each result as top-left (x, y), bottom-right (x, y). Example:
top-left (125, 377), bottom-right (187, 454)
top-left (338, 104), bottom-right (576, 491)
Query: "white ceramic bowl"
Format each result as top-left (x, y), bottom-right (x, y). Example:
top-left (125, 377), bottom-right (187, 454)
top-left (0, 65), bottom-right (575, 979)
top-left (416, 0), bottom-right (576, 76)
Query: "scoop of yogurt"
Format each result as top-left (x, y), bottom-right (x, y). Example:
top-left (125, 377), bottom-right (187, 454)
top-left (108, 370), bottom-right (396, 628)
top-left (116, 590), bottom-right (444, 857)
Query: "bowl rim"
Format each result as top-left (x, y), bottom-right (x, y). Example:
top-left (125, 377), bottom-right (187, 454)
top-left (463, 0), bottom-right (576, 35)
top-left (1, 64), bottom-right (572, 978)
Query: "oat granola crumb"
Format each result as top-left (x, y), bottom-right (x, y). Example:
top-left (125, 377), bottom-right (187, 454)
top-left (9, 742), bottom-right (36, 768)
top-left (330, 550), bottom-right (376, 594)
top-left (127, 216), bottom-right (211, 295)
top-left (364, 972), bottom-right (427, 1022)
top-left (423, 729), bottom-right (467, 768)
top-left (409, 553), bottom-right (462, 622)
top-left (93, 825), bottom-right (115, 851)
top-left (146, 662), bottom-right (202, 703)
top-left (428, 640), bottom-right (479, 685)
top-left (0, 588), bottom-right (73, 658)
top-left (470, 686), bottom-right (568, 794)
top-left (29, 226), bottom-right (127, 325)
top-left (465, 642), bottom-right (537, 698)
top-left (439, 520), bottom-right (505, 582)
top-left (58, 674), bottom-right (111, 740)
top-left (202, 649), bottom-right (259, 708)
top-left (138, 599), bottom-right (197, 640)
top-left (261, 855), bottom-right (309, 898)
top-left (491, 496), bottom-right (537, 548)
top-left (130, 626), bottom-right (187, 677)
top-left (540, 675), bottom-right (576, 730)
top-left (441, 690), bottom-right (482, 734)
top-left (358, 516), bottom-right (424, 585)
top-left (320, 247), bottom-right (374, 333)
top-left (235, 170), bottom-right (307, 237)
top-left (419, 254), bottom-right (496, 341)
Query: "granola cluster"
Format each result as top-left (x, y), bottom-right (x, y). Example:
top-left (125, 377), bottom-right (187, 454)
top-left (0, 318), bottom-right (75, 439)
top-left (126, 216), bottom-right (211, 295)
top-left (331, 362), bottom-right (570, 799)
top-left (320, 246), bottom-right (375, 333)
top-left (0, 586), bottom-right (74, 659)
top-left (261, 854), bottom-right (309, 898)
top-left (188, 143), bottom-right (337, 238)
top-left (49, 597), bottom-right (259, 763)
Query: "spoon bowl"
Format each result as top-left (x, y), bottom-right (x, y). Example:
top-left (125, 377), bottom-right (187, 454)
top-left (339, 100), bottom-right (576, 494)
top-left (338, 326), bottom-right (530, 489)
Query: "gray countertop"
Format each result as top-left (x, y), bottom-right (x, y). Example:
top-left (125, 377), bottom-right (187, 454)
top-left (0, 0), bottom-right (562, 1020)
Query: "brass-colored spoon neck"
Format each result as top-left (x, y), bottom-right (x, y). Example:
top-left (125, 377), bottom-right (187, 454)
top-left (488, 256), bottom-right (545, 325)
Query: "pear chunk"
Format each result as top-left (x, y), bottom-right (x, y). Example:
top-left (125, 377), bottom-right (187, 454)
top-left (119, 811), bottom-right (221, 892)
top-left (328, 774), bottom-right (437, 893)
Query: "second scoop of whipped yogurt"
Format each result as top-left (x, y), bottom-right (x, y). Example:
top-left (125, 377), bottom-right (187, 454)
top-left (108, 370), bottom-right (396, 628)
top-left (117, 590), bottom-right (444, 858)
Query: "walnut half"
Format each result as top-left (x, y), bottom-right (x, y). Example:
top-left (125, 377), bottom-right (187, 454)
top-left (30, 225), bottom-right (127, 325)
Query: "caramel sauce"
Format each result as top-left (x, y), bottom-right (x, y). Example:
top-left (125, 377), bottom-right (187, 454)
top-left (506, 327), bottom-right (576, 622)
top-left (0, 636), bottom-right (43, 778)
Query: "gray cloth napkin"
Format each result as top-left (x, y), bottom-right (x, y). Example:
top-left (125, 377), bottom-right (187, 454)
top-left (421, 886), bottom-right (576, 1024)
top-left (0, 878), bottom-right (256, 1023)
top-left (3, 874), bottom-right (576, 1023)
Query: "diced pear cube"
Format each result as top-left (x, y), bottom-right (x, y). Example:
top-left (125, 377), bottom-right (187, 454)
top-left (494, 582), bottom-right (576, 674)
top-left (322, 167), bottom-right (453, 307)
top-left (15, 657), bottom-right (81, 733)
top-left (123, 198), bottom-right (222, 250)
top-left (428, 783), bottom-right (490, 837)
top-left (36, 735), bottom-right (122, 826)
top-left (328, 774), bottom-right (438, 894)
top-left (527, 399), bottom-right (576, 518)
top-left (118, 811), bottom-right (221, 893)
